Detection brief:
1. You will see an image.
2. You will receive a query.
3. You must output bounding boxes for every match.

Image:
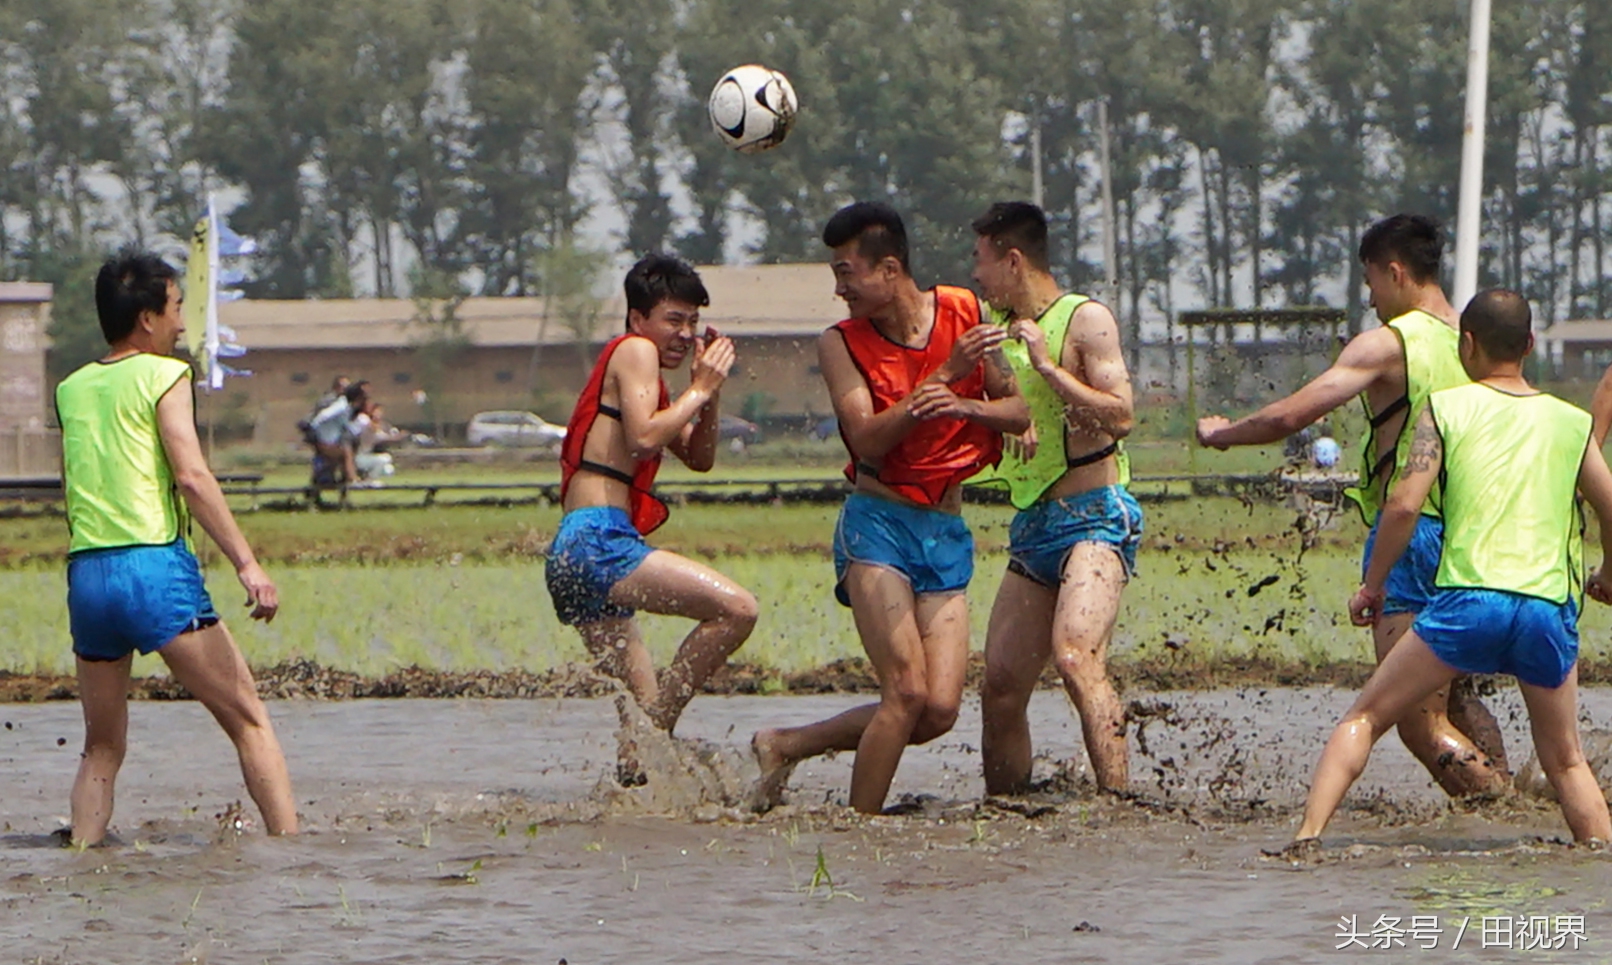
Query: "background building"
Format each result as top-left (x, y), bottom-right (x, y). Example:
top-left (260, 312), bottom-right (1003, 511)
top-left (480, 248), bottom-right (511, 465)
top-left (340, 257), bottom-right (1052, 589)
top-left (0, 282), bottom-right (55, 475)
top-left (210, 264), bottom-right (842, 444)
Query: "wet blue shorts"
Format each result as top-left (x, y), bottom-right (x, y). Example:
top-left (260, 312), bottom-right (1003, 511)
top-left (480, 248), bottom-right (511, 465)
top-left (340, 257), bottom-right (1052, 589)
top-left (1008, 484), bottom-right (1143, 588)
top-left (1414, 588), bottom-right (1578, 689)
top-left (545, 507), bottom-right (654, 626)
top-left (67, 540), bottom-right (219, 662)
top-left (1363, 514), bottom-right (1444, 615)
top-left (832, 493), bottom-right (973, 607)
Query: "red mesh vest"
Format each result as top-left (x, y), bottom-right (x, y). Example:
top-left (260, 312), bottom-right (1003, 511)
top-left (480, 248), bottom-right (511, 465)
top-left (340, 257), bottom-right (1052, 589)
top-left (559, 334), bottom-right (671, 534)
top-left (833, 285), bottom-right (1002, 506)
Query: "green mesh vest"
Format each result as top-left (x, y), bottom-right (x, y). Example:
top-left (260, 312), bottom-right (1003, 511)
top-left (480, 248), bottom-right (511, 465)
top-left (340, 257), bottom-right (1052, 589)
top-left (969, 293), bottom-right (1130, 510)
top-left (1344, 310), bottom-right (1467, 524)
top-left (55, 353), bottom-right (193, 553)
top-left (1431, 383), bottom-right (1590, 604)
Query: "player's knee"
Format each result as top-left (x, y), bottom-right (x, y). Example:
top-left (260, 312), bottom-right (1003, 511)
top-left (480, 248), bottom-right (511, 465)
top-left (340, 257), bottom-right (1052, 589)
top-left (208, 688), bottom-right (272, 742)
top-left (883, 672), bottom-right (930, 721)
top-left (981, 662), bottom-right (1032, 712)
top-left (1536, 741), bottom-right (1588, 778)
top-left (1392, 707), bottom-right (1438, 746)
top-left (83, 732), bottom-right (127, 764)
top-left (1052, 641), bottom-right (1105, 686)
top-left (721, 588), bottom-right (759, 632)
top-left (911, 699), bottom-right (960, 744)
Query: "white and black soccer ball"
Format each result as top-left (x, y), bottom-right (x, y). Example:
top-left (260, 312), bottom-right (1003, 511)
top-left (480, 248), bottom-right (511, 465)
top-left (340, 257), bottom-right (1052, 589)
top-left (707, 64), bottom-right (798, 154)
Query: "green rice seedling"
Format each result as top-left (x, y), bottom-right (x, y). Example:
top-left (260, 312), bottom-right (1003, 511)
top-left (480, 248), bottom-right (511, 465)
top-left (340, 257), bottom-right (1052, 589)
top-left (804, 845), bottom-right (861, 902)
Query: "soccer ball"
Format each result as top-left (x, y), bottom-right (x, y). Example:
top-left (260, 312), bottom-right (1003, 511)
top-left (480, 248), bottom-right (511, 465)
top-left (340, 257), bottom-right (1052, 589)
top-left (707, 65), bottom-right (798, 154)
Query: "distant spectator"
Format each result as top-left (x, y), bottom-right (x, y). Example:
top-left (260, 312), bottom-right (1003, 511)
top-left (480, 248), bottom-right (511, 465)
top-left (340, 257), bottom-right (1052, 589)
top-left (315, 375), bottom-right (350, 412)
top-left (308, 383), bottom-right (366, 483)
top-left (351, 400), bottom-right (405, 480)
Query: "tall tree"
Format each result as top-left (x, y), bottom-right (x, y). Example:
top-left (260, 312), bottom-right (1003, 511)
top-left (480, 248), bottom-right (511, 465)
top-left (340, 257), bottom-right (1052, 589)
top-left (463, 0), bottom-right (594, 294)
top-left (207, 0), bottom-right (349, 296)
top-left (586, 0), bottom-right (678, 256)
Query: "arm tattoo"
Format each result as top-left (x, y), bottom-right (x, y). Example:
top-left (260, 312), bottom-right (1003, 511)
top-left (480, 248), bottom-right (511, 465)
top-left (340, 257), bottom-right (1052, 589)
top-left (986, 351), bottom-right (1017, 399)
top-left (1405, 412), bottom-right (1442, 474)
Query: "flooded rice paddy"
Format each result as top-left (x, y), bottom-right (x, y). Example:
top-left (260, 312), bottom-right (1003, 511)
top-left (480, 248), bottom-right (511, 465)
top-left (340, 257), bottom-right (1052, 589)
top-left (4, 687), bottom-right (1612, 963)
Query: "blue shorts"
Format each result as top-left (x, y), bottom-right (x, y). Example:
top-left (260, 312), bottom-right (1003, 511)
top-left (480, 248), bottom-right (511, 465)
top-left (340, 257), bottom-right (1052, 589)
top-left (1414, 588), bottom-right (1579, 689)
top-left (832, 493), bottom-right (973, 607)
top-left (1363, 514), bottom-right (1444, 615)
top-left (1007, 484), bottom-right (1143, 588)
top-left (67, 540), bottom-right (219, 662)
top-left (545, 507), bottom-right (654, 626)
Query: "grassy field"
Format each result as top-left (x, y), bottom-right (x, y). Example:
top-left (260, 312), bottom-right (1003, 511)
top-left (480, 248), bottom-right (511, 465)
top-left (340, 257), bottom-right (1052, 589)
top-left (4, 495), bottom-right (1611, 679)
top-left (0, 495), bottom-right (1365, 564)
top-left (211, 435), bottom-right (1298, 488)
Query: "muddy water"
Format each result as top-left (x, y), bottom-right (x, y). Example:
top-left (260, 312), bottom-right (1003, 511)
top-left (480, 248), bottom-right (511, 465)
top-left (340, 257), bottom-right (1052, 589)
top-left (4, 688), bottom-right (1612, 963)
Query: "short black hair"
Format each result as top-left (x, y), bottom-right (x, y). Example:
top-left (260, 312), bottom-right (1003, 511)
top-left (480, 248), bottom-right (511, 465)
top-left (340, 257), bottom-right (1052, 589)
top-left (343, 383), bottom-right (369, 404)
top-left (822, 201), bottom-right (911, 275)
top-left (1358, 214), bottom-right (1443, 283)
top-left (624, 253), bottom-right (709, 329)
top-left (971, 201), bottom-right (1050, 272)
top-left (1461, 288), bottom-right (1532, 361)
top-left (94, 250), bottom-right (179, 344)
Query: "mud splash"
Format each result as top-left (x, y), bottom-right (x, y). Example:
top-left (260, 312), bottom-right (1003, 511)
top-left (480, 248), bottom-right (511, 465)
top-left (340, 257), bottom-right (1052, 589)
top-left (0, 654), bottom-right (1381, 704)
top-left (6, 690), bottom-right (1612, 964)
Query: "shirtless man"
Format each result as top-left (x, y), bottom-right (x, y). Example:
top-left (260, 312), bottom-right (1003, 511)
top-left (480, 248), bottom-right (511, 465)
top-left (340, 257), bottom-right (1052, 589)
top-left (1197, 214), bottom-right (1509, 796)
top-left (546, 254), bottom-right (758, 758)
top-left (969, 201), bottom-right (1141, 794)
top-left (751, 202), bottom-right (1029, 813)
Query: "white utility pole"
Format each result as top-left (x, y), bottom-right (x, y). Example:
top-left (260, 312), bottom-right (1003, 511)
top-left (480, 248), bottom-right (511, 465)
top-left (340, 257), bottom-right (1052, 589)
top-left (1097, 100), bottom-right (1118, 305)
top-left (1453, 0), bottom-right (1492, 310)
top-left (1031, 117), bottom-right (1044, 209)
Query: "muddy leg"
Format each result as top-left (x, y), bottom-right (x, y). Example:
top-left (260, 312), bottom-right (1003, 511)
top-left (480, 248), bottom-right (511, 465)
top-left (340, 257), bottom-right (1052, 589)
top-left (70, 655), bottom-right (133, 846)
top-left (981, 570), bottom-right (1056, 795)
top-left (159, 623), bottom-right (298, 836)
top-left (607, 550), bottom-right (758, 733)
top-left (1447, 675), bottom-right (1511, 779)
top-left (1051, 545), bottom-right (1129, 791)
top-left (1518, 666), bottom-right (1612, 843)
top-left (1297, 629), bottom-right (1460, 841)
top-left (1373, 613), bottom-right (1507, 796)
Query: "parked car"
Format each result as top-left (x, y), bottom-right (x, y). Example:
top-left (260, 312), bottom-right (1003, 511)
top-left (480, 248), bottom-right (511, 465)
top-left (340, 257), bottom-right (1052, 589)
top-left (466, 411), bottom-right (567, 447)
top-left (718, 414), bottom-right (762, 444)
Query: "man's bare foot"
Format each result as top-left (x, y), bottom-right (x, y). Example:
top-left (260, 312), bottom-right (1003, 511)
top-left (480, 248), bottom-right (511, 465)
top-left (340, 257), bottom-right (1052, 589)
top-left (614, 695), bottom-right (648, 787)
top-left (747, 729), bottom-right (797, 813)
top-left (1261, 836), bottom-right (1322, 859)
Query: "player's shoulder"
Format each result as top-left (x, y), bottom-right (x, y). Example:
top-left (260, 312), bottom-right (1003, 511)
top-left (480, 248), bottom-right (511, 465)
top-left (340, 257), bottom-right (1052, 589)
top-left (610, 334), bottom-right (660, 367)
top-left (1337, 324), bottom-right (1402, 368)
top-left (821, 319), bottom-right (860, 347)
top-left (1070, 297), bottom-right (1117, 326)
top-left (1067, 297), bottom-right (1120, 343)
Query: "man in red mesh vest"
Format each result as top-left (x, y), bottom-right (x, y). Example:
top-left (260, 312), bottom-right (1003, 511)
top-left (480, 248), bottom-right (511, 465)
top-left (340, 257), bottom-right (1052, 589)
top-left (547, 255), bottom-right (757, 776)
top-left (751, 202), bottom-right (1029, 813)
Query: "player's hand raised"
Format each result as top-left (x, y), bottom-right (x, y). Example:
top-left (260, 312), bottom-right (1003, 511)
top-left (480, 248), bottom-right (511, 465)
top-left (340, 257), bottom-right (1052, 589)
top-left (1196, 416), bottom-right (1233, 450)
top-left (1347, 584), bottom-right (1383, 627)
top-left (1008, 318), bottom-right (1050, 368)
top-left (692, 333), bottom-right (736, 395)
top-left (935, 324), bottom-right (1007, 384)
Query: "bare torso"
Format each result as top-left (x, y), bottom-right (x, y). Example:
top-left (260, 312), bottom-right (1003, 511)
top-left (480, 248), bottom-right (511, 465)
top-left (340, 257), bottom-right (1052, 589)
top-left (562, 358), bottom-right (647, 515)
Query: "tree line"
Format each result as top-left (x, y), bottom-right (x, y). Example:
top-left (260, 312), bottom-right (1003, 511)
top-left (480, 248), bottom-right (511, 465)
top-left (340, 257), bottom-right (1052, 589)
top-left (4, 0), bottom-right (1611, 375)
